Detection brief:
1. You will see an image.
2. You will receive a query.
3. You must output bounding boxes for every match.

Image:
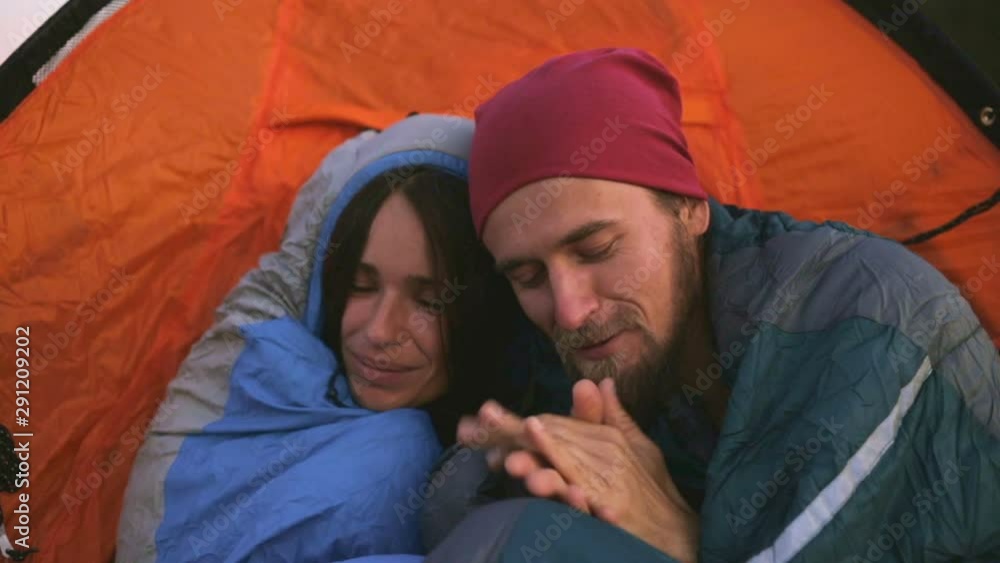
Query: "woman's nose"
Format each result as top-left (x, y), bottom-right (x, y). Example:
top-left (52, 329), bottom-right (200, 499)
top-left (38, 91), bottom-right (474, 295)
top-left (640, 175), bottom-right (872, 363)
top-left (365, 293), bottom-right (405, 347)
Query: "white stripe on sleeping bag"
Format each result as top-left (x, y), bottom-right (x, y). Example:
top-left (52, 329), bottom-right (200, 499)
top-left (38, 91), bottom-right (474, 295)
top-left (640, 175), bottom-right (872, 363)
top-left (746, 355), bottom-right (934, 563)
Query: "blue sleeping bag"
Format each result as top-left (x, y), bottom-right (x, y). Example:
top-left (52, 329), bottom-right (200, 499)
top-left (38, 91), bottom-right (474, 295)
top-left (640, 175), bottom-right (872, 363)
top-left (117, 115), bottom-right (476, 563)
top-left (155, 318), bottom-right (441, 562)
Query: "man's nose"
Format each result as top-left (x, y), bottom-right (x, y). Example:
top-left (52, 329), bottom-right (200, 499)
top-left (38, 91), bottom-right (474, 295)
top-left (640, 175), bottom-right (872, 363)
top-left (549, 266), bottom-right (599, 331)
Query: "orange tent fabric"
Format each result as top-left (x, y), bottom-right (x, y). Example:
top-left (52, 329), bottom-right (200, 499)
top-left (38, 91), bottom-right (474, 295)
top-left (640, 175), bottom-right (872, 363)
top-left (0, 0), bottom-right (994, 560)
top-left (702, 0), bottom-right (999, 343)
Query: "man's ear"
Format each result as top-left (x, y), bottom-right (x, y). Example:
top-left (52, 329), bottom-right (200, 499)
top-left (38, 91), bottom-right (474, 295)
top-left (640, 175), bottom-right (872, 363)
top-left (682, 198), bottom-right (711, 237)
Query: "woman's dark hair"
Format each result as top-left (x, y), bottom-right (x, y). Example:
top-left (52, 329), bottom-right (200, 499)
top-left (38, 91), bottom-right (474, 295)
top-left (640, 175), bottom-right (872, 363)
top-left (321, 165), bottom-right (522, 444)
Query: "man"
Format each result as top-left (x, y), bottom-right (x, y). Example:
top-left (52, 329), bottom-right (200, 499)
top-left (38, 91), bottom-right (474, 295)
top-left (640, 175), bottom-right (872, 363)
top-left (449, 48), bottom-right (1000, 562)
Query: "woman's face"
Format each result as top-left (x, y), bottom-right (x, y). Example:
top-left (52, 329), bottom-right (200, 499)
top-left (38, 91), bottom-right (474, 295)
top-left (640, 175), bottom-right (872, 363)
top-left (340, 192), bottom-right (448, 411)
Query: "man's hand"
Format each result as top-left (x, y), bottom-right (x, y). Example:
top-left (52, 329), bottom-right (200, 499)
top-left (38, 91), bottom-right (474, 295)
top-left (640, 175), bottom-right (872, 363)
top-left (456, 379), bottom-right (700, 563)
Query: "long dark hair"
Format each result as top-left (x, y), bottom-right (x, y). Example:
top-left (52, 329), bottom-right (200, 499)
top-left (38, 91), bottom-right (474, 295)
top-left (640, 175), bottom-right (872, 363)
top-left (321, 165), bottom-right (521, 444)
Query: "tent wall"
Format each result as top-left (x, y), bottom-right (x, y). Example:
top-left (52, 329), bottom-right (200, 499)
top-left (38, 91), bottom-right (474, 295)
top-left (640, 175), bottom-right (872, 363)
top-left (0, 0), bottom-right (758, 560)
top-left (0, 0), bottom-right (996, 561)
top-left (0, 0), bottom-right (282, 559)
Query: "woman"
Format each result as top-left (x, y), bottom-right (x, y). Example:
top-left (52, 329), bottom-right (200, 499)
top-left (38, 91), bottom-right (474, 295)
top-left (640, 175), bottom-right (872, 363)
top-left (117, 116), bottom-right (525, 563)
top-left (321, 166), bottom-right (520, 442)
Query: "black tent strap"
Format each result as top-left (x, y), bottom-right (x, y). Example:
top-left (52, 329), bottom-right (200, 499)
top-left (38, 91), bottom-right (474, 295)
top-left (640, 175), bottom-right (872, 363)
top-left (900, 187), bottom-right (1000, 246)
top-left (842, 2), bottom-right (1000, 246)
top-left (843, 0), bottom-right (1000, 151)
top-left (0, 0), bottom-right (115, 121)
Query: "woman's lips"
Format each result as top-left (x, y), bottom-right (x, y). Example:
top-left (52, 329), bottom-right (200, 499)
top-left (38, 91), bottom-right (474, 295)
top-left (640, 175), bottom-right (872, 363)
top-left (349, 351), bottom-right (418, 387)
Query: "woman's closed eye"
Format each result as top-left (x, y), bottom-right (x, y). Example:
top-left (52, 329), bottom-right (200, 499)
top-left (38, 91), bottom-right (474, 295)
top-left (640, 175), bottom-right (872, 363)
top-left (350, 274), bottom-right (378, 294)
top-left (415, 293), bottom-right (436, 312)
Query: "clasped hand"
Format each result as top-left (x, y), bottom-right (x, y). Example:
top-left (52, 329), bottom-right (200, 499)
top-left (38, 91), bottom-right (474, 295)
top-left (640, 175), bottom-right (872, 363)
top-left (457, 378), bottom-right (699, 563)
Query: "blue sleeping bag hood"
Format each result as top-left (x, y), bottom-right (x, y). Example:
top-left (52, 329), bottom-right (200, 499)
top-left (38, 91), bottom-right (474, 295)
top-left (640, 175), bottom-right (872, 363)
top-left (116, 114), bottom-right (481, 563)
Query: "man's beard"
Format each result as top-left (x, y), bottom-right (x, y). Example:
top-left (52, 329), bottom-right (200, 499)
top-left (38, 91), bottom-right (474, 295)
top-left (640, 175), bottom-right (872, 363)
top-left (552, 238), bottom-right (700, 428)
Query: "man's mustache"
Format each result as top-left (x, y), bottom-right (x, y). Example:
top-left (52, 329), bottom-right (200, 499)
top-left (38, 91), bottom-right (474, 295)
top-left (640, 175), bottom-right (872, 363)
top-left (553, 308), bottom-right (641, 352)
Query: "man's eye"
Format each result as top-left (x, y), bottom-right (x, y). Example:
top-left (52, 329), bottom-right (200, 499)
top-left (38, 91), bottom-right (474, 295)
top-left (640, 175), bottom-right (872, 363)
top-left (579, 239), bottom-right (617, 262)
top-left (350, 280), bottom-right (376, 293)
top-left (512, 269), bottom-right (546, 289)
